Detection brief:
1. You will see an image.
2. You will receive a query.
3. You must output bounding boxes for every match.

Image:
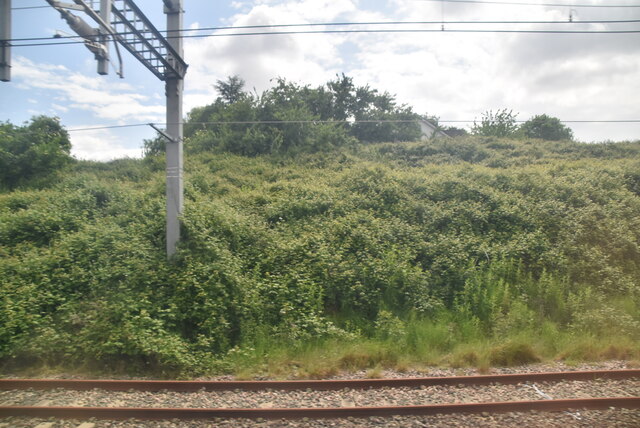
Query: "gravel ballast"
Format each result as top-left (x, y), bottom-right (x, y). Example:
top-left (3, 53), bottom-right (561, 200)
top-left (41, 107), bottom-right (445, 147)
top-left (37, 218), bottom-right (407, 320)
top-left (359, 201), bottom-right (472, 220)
top-left (0, 379), bottom-right (638, 408)
top-left (1, 362), bottom-right (638, 427)
top-left (1, 410), bottom-right (639, 428)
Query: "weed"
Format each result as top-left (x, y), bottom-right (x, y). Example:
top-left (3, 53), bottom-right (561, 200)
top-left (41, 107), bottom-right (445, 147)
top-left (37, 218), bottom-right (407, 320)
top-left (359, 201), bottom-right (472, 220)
top-left (366, 365), bottom-right (384, 379)
top-left (488, 342), bottom-right (540, 366)
top-left (601, 345), bottom-right (633, 360)
top-left (450, 350), bottom-right (479, 368)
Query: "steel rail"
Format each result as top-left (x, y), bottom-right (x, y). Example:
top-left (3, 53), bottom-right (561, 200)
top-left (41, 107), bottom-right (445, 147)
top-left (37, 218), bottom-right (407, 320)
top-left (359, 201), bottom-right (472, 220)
top-left (0, 397), bottom-right (639, 420)
top-left (1, 369), bottom-right (638, 392)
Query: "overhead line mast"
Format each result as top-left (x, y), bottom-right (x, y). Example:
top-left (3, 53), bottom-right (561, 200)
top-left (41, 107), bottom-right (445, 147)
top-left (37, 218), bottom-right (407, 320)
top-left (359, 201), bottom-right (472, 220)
top-left (0, 0), bottom-right (10, 81)
top-left (2, 0), bottom-right (187, 258)
top-left (163, 0), bottom-right (185, 259)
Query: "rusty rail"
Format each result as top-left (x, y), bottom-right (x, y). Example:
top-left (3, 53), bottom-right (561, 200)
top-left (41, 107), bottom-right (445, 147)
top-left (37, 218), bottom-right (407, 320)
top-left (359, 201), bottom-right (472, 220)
top-left (0, 397), bottom-right (638, 420)
top-left (1, 369), bottom-right (638, 392)
top-left (1, 370), bottom-right (637, 421)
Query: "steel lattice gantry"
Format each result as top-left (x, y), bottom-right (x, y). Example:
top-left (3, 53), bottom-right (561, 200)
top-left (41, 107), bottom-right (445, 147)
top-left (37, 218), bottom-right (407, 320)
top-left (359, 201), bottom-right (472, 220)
top-left (109, 0), bottom-right (187, 80)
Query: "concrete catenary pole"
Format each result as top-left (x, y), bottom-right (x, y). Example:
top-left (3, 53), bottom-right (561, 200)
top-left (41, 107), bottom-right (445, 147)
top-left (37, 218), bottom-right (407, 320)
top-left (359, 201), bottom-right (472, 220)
top-left (165, 0), bottom-right (184, 258)
top-left (0, 0), bottom-right (10, 82)
top-left (98, 0), bottom-right (111, 75)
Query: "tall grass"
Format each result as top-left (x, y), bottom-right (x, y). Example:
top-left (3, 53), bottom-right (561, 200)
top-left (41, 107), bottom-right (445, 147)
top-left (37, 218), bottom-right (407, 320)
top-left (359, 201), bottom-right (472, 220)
top-left (222, 316), bottom-right (640, 378)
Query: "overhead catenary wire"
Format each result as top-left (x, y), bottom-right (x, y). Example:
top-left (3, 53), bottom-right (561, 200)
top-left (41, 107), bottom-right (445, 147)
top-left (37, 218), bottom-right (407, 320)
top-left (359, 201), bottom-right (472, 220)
top-left (8, 7), bottom-right (640, 45)
top-left (9, 3), bottom-right (640, 138)
top-left (417, 0), bottom-right (640, 7)
top-left (67, 123), bottom-right (151, 132)
top-left (12, 1), bottom-right (640, 9)
top-left (65, 119), bottom-right (640, 132)
top-left (6, 18), bottom-right (640, 44)
top-left (10, 27), bottom-right (640, 47)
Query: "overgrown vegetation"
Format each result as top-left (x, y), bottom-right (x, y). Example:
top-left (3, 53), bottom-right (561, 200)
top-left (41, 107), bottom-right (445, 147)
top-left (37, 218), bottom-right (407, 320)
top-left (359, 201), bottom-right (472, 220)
top-left (1, 79), bottom-right (639, 377)
top-left (520, 114), bottom-right (574, 141)
top-left (1, 131), bottom-right (638, 377)
top-left (0, 116), bottom-right (72, 190)
top-left (471, 110), bottom-right (575, 141)
top-left (471, 109), bottom-right (520, 138)
top-left (178, 74), bottom-right (422, 156)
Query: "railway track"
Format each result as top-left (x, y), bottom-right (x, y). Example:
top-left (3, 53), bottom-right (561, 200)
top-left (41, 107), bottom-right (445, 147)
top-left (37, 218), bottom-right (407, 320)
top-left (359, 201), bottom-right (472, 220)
top-left (0, 369), bottom-right (638, 424)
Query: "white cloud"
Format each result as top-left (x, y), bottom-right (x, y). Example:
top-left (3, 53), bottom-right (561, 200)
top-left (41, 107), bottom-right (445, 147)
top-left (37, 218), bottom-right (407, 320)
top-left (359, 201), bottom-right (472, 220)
top-left (69, 128), bottom-right (143, 161)
top-left (183, 0), bottom-right (356, 103)
top-left (13, 56), bottom-right (165, 123)
top-left (51, 103), bottom-right (69, 113)
top-left (8, 0), bottom-right (638, 148)
top-left (329, 2), bottom-right (639, 140)
top-left (177, 1), bottom-right (638, 141)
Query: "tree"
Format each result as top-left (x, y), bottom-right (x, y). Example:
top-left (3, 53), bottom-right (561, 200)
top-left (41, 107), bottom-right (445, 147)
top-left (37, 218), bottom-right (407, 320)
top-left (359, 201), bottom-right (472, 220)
top-left (142, 133), bottom-right (166, 157)
top-left (443, 126), bottom-right (468, 137)
top-left (184, 75), bottom-right (423, 154)
top-left (214, 75), bottom-right (247, 104)
top-left (350, 86), bottom-right (421, 142)
top-left (326, 73), bottom-right (355, 121)
top-left (521, 114), bottom-right (573, 141)
top-left (0, 116), bottom-right (72, 189)
top-left (471, 109), bottom-right (519, 137)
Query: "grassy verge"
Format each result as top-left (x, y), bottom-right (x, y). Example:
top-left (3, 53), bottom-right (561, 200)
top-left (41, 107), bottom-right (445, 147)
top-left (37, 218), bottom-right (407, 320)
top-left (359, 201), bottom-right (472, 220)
top-left (221, 317), bottom-right (640, 379)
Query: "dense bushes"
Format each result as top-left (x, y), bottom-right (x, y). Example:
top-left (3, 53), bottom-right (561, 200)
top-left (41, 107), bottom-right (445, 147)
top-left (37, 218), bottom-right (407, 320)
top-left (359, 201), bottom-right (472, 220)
top-left (471, 110), bottom-right (574, 141)
top-left (521, 114), bottom-right (574, 141)
top-left (471, 109), bottom-right (519, 138)
top-left (1, 138), bottom-right (639, 375)
top-left (0, 116), bottom-right (73, 190)
top-left (182, 75), bottom-right (421, 156)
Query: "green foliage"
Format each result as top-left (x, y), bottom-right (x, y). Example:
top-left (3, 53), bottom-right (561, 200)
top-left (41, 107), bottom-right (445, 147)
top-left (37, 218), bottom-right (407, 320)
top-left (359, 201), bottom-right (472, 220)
top-left (214, 75), bottom-right (247, 104)
top-left (369, 137), bottom-right (640, 169)
top-left (521, 114), bottom-right (573, 141)
top-left (348, 82), bottom-right (421, 143)
top-left (1, 137), bottom-right (639, 375)
top-left (488, 341), bottom-right (540, 366)
top-left (471, 109), bottom-right (519, 137)
top-left (374, 310), bottom-right (406, 340)
top-left (143, 134), bottom-right (166, 157)
top-left (442, 126), bottom-right (468, 137)
top-left (182, 75), bottom-right (420, 156)
top-left (0, 116), bottom-right (73, 190)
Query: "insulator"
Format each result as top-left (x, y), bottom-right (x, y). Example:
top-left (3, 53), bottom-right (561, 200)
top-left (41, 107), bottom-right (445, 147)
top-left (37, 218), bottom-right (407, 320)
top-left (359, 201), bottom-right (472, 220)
top-left (59, 8), bottom-right (98, 41)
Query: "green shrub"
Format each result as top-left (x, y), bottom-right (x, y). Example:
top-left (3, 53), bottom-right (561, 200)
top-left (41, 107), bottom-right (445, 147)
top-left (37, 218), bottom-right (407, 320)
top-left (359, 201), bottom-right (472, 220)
top-left (0, 116), bottom-right (73, 190)
top-left (1, 137), bottom-right (639, 375)
top-left (521, 114), bottom-right (573, 141)
top-left (471, 109), bottom-right (519, 138)
top-left (489, 341), bottom-right (540, 366)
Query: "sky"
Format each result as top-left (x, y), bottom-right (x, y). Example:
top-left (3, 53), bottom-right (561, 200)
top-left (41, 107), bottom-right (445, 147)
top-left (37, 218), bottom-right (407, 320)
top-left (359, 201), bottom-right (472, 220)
top-left (1, 0), bottom-right (639, 161)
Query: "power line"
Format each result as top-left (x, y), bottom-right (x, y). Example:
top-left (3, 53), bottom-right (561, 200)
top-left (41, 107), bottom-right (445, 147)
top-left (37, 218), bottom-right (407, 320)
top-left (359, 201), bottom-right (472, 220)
top-left (165, 18), bottom-right (640, 31)
top-left (417, 0), bottom-right (640, 7)
top-left (13, 1), bottom-right (640, 9)
top-left (462, 120), bottom-right (640, 123)
top-left (188, 119), bottom-right (640, 124)
top-left (67, 123), bottom-right (150, 132)
top-left (174, 27), bottom-right (639, 37)
top-left (10, 27), bottom-right (640, 47)
top-left (65, 119), bottom-right (640, 132)
top-left (6, 18), bottom-right (640, 43)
